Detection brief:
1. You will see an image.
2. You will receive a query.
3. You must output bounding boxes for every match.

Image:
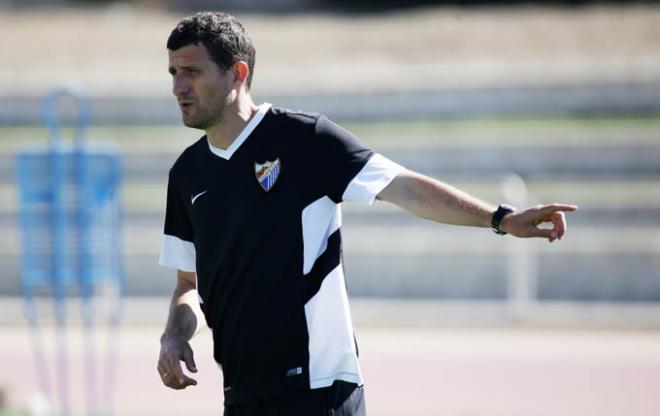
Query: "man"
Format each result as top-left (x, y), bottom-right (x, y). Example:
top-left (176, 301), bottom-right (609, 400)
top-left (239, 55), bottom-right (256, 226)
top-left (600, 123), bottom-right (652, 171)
top-left (157, 11), bottom-right (576, 416)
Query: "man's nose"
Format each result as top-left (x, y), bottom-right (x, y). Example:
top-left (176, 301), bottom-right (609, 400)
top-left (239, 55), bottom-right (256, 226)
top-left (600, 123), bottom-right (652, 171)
top-left (173, 76), bottom-right (189, 97)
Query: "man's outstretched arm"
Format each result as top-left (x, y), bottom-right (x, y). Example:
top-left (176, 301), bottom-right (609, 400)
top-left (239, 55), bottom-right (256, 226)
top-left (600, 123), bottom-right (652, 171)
top-left (377, 169), bottom-right (577, 242)
top-left (157, 269), bottom-right (204, 389)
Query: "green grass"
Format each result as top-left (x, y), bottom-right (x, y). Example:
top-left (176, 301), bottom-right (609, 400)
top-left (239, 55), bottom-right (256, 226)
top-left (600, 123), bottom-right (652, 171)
top-left (344, 114), bottom-right (660, 145)
top-left (1, 114), bottom-right (659, 153)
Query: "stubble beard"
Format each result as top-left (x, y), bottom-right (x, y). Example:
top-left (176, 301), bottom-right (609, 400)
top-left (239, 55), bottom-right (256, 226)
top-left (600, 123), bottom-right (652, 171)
top-left (183, 114), bottom-right (210, 130)
top-left (182, 103), bottom-right (222, 130)
top-left (181, 89), bottom-right (228, 130)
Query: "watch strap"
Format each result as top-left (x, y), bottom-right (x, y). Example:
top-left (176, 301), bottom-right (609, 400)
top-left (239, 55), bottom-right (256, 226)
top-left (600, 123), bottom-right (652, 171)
top-left (491, 204), bottom-right (515, 235)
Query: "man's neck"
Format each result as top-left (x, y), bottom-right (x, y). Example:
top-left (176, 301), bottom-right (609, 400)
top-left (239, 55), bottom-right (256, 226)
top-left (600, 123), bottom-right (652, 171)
top-left (206, 96), bottom-right (259, 150)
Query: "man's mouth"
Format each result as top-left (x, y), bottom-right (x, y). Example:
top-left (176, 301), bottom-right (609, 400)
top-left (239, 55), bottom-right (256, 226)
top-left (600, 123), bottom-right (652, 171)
top-left (178, 100), bottom-right (195, 111)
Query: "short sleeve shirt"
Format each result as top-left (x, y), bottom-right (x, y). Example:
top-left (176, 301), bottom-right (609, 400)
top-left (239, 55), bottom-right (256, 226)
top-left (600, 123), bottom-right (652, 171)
top-left (159, 104), bottom-right (403, 404)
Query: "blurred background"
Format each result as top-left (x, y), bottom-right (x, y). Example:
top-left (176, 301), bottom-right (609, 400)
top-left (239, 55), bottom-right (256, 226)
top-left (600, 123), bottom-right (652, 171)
top-left (1, 0), bottom-right (660, 415)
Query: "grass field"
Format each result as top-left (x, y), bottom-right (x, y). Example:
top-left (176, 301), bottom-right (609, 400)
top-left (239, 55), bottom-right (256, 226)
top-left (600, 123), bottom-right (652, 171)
top-left (1, 115), bottom-right (660, 151)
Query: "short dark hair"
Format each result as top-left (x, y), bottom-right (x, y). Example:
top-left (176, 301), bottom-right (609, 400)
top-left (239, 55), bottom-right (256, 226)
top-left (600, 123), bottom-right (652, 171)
top-left (167, 11), bottom-right (256, 89)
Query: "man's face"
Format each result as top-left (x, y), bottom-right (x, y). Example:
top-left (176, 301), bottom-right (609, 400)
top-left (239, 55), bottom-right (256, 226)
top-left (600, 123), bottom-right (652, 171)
top-left (168, 44), bottom-right (233, 130)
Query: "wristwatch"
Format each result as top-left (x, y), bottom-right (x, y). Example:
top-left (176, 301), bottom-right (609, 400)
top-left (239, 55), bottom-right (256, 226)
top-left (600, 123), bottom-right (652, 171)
top-left (491, 204), bottom-right (516, 235)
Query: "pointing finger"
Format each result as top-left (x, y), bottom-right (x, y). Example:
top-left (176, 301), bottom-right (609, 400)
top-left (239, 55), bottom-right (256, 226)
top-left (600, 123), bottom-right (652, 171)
top-left (539, 204), bottom-right (578, 215)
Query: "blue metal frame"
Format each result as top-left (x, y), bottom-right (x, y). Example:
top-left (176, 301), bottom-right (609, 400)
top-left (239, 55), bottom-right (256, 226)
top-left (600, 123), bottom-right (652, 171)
top-left (16, 87), bottom-right (124, 416)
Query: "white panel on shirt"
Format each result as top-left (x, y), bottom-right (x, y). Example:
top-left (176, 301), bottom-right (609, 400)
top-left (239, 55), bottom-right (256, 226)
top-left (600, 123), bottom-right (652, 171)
top-left (304, 265), bottom-right (363, 389)
top-left (342, 153), bottom-right (404, 204)
top-left (301, 197), bottom-right (341, 275)
top-left (301, 153), bottom-right (402, 275)
top-left (159, 234), bottom-right (196, 273)
top-left (300, 153), bottom-right (402, 390)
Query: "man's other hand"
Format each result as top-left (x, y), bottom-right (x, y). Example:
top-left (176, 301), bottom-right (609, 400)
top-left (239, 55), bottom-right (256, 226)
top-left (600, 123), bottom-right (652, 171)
top-left (157, 335), bottom-right (198, 389)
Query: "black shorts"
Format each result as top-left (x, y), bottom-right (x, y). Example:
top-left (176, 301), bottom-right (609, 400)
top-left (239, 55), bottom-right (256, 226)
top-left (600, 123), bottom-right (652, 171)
top-left (223, 381), bottom-right (366, 416)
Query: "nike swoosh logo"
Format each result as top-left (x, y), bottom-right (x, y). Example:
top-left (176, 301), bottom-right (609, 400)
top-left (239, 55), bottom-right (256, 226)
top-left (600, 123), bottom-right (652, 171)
top-left (191, 190), bottom-right (207, 205)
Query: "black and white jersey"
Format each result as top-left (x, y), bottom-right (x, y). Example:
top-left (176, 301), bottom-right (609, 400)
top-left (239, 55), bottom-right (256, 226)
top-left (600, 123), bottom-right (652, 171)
top-left (159, 103), bottom-right (403, 404)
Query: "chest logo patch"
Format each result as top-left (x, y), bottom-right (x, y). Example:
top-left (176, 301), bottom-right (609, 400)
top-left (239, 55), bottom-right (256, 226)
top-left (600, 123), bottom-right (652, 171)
top-left (254, 158), bottom-right (281, 192)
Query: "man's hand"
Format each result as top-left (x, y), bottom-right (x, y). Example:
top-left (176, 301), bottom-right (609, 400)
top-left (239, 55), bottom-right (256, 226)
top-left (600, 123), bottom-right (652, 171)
top-left (157, 335), bottom-right (198, 390)
top-left (499, 204), bottom-right (578, 242)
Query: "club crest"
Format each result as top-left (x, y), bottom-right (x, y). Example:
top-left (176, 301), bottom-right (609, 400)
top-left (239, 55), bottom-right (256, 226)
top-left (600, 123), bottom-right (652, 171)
top-left (254, 158), bottom-right (281, 192)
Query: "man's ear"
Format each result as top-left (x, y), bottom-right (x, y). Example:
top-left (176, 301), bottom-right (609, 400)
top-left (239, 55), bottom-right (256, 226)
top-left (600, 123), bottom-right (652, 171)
top-left (233, 61), bottom-right (250, 86)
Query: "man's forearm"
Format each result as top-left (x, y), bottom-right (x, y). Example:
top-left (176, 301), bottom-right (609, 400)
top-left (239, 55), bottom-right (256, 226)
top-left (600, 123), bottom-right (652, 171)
top-left (162, 277), bottom-right (203, 342)
top-left (377, 169), bottom-right (495, 227)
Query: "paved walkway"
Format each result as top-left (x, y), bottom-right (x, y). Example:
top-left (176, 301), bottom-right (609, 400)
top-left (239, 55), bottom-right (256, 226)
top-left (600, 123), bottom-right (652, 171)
top-left (2, 322), bottom-right (659, 415)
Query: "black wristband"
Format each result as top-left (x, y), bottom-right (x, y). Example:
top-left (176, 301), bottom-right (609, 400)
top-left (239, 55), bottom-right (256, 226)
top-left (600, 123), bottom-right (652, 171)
top-left (491, 204), bottom-right (515, 235)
